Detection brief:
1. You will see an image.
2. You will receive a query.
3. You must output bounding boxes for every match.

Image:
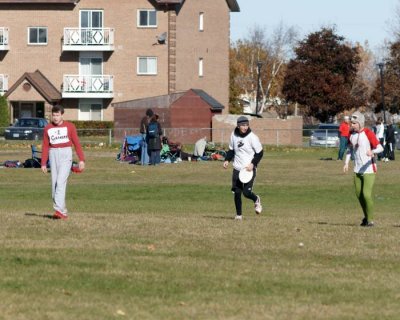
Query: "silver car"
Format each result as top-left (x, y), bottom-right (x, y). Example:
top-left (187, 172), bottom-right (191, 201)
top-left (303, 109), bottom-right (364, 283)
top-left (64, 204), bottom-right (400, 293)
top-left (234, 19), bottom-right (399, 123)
top-left (310, 123), bottom-right (339, 147)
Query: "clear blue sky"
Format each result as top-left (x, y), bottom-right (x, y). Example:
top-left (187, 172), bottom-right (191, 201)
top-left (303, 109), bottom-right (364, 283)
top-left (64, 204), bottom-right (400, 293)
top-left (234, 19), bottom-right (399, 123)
top-left (231, 0), bottom-right (399, 49)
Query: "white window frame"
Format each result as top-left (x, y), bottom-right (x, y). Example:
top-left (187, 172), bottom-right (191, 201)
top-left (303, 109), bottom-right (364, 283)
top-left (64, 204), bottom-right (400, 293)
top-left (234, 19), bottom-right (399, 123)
top-left (199, 12), bottom-right (204, 31)
top-left (137, 57), bottom-right (158, 75)
top-left (79, 52), bottom-right (103, 75)
top-left (78, 99), bottom-right (103, 121)
top-left (137, 9), bottom-right (157, 28)
top-left (199, 58), bottom-right (204, 77)
top-left (80, 9), bottom-right (104, 28)
top-left (27, 27), bottom-right (48, 45)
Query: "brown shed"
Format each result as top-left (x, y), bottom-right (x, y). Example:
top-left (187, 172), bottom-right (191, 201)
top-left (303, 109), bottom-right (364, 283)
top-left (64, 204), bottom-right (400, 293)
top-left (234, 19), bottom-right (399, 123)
top-left (113, 89), bottom-right (224, 143)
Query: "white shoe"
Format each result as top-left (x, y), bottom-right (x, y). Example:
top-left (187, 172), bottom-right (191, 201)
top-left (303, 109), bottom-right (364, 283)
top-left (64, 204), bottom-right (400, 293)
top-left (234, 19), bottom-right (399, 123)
top-left (255, 196), bottom-right (262, 214)
top-left (234, 215), bottom-right (242, 220)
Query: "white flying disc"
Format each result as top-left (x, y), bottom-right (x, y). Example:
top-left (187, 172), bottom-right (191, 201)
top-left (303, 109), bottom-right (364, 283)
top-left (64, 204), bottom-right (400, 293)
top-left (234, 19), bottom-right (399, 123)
top-left (239, 168), bottom-right (253, 183)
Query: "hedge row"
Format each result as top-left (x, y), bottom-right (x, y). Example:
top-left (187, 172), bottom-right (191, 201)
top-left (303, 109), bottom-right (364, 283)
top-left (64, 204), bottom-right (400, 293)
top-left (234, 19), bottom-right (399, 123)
top-left (70, 121), bottom-right (114, 136)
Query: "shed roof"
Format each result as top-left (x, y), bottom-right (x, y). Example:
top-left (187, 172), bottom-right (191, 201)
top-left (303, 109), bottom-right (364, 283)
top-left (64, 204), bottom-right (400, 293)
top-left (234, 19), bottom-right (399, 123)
top-left (190, 89), bottom-right (224, 111)
top-left (113, 89), bottom-right (224, 111)
top-left (112, 92), bottom-right (185, 109)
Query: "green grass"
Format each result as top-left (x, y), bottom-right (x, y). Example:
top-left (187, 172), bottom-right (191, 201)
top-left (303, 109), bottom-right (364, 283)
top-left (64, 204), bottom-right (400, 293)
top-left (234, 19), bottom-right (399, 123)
top-left (0, 146), bottom-right (400, 319)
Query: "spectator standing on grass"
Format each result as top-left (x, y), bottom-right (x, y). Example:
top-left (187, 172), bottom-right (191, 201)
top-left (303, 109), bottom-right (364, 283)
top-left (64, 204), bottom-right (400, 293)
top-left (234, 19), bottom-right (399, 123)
top-left (146, 114), bottom-right (163, 165)
top-left (374, 117), bottom-right (385, 160)
top-left (343, 111), bottom-right (383, 227)
top-left (41, 105), bottom-right (85, 220)
top-left (337, 115), bottom-right (350, 160)
top-left (223, 116), bottom-right (263, 220)
top-left (383, 121), bottom-right (395, 162)
top-left (140, 108), bottom-right (153, 165)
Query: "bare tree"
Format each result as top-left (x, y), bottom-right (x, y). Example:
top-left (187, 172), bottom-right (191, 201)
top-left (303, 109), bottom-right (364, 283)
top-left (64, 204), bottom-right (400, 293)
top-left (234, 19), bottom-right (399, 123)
top-left (230, 23), bottom-right (298, 115)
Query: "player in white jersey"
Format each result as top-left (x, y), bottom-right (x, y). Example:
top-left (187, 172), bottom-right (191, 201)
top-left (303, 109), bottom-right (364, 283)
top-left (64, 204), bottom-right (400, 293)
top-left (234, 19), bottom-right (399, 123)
top-left (343, 111), bottom-right (383, 227)
top-left (223, 116), bottom-right (264, 220)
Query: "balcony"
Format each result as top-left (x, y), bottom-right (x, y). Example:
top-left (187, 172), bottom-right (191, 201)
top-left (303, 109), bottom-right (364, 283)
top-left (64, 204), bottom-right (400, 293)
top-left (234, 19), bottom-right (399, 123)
top-left (63, 27), bottom-right (115, 51)
top-left (0, 27), bottom-right (9, 50)
top-left (62, 75), bottom-right (114, 98)
top-left (0, 74), bottom-right (8, 95)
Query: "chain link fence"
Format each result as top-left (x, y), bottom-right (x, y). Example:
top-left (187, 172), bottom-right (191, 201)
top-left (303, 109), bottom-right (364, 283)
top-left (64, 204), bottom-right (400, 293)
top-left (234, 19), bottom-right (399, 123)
top-left (0, 126), bottom-right (345, 148)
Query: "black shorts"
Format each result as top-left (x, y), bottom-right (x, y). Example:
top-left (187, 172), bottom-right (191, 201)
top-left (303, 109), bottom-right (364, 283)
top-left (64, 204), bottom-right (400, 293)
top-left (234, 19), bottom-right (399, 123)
top-left (231, 168), bottom-right (257, 192)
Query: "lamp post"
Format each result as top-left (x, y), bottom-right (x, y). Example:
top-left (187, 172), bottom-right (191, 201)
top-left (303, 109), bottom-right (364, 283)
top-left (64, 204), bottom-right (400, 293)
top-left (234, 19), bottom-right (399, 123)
top-left (255, 61), bottom-right (262, 116)
top-left (377, 62), bottom-right (387, 124)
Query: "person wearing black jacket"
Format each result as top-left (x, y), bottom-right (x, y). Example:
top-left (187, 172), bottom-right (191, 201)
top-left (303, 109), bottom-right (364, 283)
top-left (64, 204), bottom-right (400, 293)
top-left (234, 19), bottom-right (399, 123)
top-left (223, 116), bottom-right (264, 220)
top-left (384, 122), bottom-right (395, 161)
top-left (140, 108), bottom-right (153, 165)
top-left (146, 114), bottom-right (163, 165)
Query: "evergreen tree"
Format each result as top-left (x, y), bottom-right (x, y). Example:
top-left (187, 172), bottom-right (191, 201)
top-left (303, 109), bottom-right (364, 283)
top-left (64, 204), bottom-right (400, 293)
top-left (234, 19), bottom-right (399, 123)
top-left (0, 95), bottom-right (10, 135)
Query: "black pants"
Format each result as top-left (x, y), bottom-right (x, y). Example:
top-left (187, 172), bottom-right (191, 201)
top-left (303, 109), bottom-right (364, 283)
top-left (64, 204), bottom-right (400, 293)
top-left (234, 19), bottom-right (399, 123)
top-left (231, 168), bottom-right (258, 215)
top-left (384, 142), bottom-right (395, 160)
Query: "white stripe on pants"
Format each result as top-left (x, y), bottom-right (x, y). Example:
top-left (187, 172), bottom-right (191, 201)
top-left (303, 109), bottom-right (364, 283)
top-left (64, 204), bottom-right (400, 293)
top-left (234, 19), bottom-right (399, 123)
top-left (49, 147), bottom-right (72, 214)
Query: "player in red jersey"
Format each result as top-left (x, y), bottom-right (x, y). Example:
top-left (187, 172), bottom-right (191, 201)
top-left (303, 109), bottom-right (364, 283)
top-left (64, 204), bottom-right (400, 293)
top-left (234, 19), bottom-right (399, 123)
top-left (41, 105), bottom-right (85, 220)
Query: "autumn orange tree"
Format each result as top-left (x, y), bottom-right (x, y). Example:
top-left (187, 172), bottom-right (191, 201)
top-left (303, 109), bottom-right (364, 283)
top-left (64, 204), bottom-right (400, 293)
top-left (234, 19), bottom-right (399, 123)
top-left (371, 41), bottom-right (400, 115)
top-left (282, 28), bottom-right (363, 122)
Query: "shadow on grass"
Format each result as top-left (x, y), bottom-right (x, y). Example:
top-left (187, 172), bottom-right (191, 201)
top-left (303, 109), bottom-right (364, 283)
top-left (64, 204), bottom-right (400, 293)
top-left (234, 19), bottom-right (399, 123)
top-left (315, 221), bottom-right (400, 228)
top-left (203, 215), bottom-right (234, 220)
top-left (312, 221), bottom-right (356, 227)
top-left (25, 212), bottom-right (55, 220)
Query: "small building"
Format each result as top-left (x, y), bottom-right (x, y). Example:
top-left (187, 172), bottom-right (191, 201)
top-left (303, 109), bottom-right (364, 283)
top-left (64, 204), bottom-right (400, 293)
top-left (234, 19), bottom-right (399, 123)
top-left (113, 89), bottom-right (224, 143)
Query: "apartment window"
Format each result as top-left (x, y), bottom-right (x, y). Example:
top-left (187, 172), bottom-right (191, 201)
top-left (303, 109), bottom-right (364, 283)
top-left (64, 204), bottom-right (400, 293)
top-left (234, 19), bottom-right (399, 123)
top-left (138, 9), bottom-right (157, 27)
top-left (199, 58), bottom-right (204, 77)
top-left (28, 27), bottom-right (47, 45)
top-left (80, 10), bottom-right (103, 29)
top-left (199, 12), bottom-right (204, 31)
top-left (79, 100), bottom-right (103, 121)
top-left (137, 57), bottom-right (157, 75)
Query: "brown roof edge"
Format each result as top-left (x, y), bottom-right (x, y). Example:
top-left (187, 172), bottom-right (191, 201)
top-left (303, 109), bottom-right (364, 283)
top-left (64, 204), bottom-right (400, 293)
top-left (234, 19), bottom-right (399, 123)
top-left (0, 0), bottom-right (79, 3)
top-left (154, 0), bottom-right (183, 4)
top-left (4, 70), bottom-right (61, 103)
top-left (226, 0), bottom-right (240, 12)
top-left (155, 0), bottom-right (239, 12)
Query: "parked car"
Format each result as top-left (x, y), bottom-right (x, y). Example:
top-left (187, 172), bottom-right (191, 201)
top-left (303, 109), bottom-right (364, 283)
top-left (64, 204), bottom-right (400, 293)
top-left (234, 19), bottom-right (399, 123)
top-left (309, 123), bottom-right (339, 147)
top-left (4, 117), bottom-right (48, 140)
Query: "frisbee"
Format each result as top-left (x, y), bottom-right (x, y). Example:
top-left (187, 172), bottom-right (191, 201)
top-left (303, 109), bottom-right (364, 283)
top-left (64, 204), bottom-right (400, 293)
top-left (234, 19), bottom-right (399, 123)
top-left (239, 168), bottom-right (253, 183)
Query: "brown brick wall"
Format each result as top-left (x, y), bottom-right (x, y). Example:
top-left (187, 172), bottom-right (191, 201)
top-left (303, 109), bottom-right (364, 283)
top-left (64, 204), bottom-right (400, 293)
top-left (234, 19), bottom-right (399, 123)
top-left (212, 115), bottom-right (304, 146)
top-left (0, 0), bottom-right (232, 122)
top-left (175, 0), bottom-right (230, 111)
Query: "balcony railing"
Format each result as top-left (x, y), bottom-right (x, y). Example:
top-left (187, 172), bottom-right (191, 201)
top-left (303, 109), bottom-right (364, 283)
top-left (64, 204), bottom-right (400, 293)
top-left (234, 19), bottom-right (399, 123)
top-left (0, 27), bottom-right (9, 50)
top-left (63, 27), bottom-right (114, 51)
top-left (62, 74), bottom-right (114, 98)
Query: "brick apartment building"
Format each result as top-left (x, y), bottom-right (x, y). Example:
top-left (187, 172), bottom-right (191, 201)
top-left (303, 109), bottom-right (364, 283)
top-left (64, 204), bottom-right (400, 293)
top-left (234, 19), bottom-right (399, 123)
top-left (0, 0), bottom-right (239, 123)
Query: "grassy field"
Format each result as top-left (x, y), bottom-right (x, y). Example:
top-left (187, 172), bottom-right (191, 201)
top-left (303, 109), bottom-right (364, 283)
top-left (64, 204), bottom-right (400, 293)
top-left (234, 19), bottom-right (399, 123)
top-left (0, 144), bottom-right (399, 320)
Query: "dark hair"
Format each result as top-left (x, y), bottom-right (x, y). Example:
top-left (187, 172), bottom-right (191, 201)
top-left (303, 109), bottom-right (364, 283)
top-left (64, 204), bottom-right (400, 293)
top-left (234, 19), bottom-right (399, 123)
top-left (146, 108), bottom-right (154, 117)
top-left (52, 104), bottom-right (64, 114)
top-left (150, 114), bottom-right (159, 122)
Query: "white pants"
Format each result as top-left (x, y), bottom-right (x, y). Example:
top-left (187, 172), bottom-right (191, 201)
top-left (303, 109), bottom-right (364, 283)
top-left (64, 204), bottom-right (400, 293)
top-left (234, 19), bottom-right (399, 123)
top-left (49, 147), bottom-right (72, 214)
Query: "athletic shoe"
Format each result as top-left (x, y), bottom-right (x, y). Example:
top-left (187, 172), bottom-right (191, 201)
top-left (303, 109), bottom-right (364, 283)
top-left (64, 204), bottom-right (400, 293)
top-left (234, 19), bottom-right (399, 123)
top-left (234, 215), bottom-right (242, 220)
top-left (53, 211), bottom-right (68, 220)
top-left (366, 221), bottom-right (374, 227)
top-left (360, 218), bottom-right (368, 226)
top-left (254, 196), bottom-right (262, 214)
